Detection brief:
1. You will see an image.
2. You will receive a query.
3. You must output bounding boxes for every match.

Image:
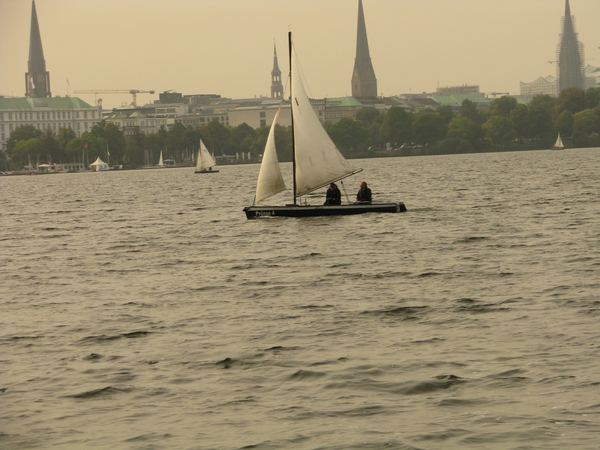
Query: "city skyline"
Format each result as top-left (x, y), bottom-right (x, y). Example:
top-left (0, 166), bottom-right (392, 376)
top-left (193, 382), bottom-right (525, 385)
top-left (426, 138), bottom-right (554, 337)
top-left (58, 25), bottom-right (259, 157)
top-left (1, 0), bottom-right (600, 110)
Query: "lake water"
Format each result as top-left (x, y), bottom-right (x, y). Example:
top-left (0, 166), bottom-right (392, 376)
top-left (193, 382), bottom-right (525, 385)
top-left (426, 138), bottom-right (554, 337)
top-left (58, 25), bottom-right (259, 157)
top-left (1, 149), bottom-right (600, 450)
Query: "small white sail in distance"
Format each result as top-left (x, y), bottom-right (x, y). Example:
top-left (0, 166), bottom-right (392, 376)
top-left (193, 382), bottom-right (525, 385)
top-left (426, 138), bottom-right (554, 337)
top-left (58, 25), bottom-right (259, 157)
top-left (158, 151), bottom-right (164, 167)
top-left (196, 139), bottom-right (217, 171)
top-left (255, 106), bottom-right (286, 204)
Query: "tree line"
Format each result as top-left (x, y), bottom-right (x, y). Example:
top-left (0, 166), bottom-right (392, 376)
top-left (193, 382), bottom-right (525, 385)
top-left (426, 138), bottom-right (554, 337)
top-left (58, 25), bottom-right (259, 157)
top-left (3, 86), bottom-right (600, 170)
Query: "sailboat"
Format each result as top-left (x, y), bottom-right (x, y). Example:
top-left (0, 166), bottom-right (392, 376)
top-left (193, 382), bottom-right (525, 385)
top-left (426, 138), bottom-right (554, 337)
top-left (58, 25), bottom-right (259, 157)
top-left (194, 139), bottom-right (219, 173)
top-left (158, 151), bottom-right (164, 167)
top-left (243, 32), bottom-right (406, 219)
top-left (552, 133), bottom-right (565, 150)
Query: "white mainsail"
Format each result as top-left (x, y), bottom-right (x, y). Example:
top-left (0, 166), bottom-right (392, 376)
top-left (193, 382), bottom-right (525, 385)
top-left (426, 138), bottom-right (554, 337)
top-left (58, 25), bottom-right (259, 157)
top-left (196, 139), bottom-right (217, 171)
top-left (158, 151), bottom-right (164, 167)
top-left (255, 107), bottom-right (286, 203)
top-left (291, 45), bottom-right (360, 197)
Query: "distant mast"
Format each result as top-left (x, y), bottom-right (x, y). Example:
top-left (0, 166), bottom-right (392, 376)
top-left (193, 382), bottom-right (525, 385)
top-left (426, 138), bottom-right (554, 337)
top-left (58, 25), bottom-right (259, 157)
top-left (25, 1), bottom-right (51, 98)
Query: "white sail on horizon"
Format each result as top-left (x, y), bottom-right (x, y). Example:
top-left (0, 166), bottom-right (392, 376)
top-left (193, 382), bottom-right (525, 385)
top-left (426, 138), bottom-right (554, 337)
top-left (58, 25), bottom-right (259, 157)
top-left (291, 44), bottom-right (360, 197)
top-left (158, 151), bottom-right (164, 167)
top-left (255, 106), bottom-right (286, 204)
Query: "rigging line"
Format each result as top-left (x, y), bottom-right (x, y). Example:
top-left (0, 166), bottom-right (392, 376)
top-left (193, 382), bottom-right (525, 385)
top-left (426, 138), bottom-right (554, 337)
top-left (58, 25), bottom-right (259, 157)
top-left (340, 180), bottom-right (351, 204)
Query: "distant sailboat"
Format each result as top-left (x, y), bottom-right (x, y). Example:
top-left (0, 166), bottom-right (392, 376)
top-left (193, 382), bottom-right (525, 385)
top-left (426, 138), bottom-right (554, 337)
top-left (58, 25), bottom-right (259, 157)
top-left (552, 133), bottom-right (565, 150)
top-left (158, 151), bottom-right (164, 167)
top-left (195, 140), bottom-right (219, 173)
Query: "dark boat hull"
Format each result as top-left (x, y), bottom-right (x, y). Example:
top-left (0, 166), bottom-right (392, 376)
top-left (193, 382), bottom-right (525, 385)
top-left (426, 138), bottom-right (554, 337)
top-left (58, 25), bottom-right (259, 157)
top-left (194, 170), bottom-right (219, 173)
top-left (243, 202), bottom-right (406, 219)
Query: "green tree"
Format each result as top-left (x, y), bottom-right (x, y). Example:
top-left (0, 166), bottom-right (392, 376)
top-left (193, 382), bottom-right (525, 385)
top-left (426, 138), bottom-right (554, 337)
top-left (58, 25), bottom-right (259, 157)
top-left (488, 96), bottom-right (518, 119)
top-left (482, 116), bottom-right (516, 147)
top-left (554, 110), bottom-right (574, 137)
top-left (57, 127), bottom-right (77, 155)
top-left (509, 104), bottom-right (530, 139)
top-left (324, 118), bottom-right (369, 154)
top-left (529, 105), bottom-right (554, 142)
top-left (447, 117), bottom-right (481, 147)
top-left (12, 138), bottom-right (42, 166)
top-left (103, 122), bottom-right (126, 165)
top-left (436, 105), bottom-right (455, 125)
top-left (379, 107), bottom-right (413, 148)
top-left (459, 99), bottom-right (484, 125)
top-left (204, 120), bottom-right (231, 155)
top-left (555, 87), bottom-right (587, 117)
top-left (585, 87), bottom-right (600, 109)
top-left (6, 124), bottom-right (43, 155)
top-left (39, 129), bottom-right (62, 163)
top-left (573, 109), bottom-right (600, 135)
top-left (413, 110), bottom-right (446, 145)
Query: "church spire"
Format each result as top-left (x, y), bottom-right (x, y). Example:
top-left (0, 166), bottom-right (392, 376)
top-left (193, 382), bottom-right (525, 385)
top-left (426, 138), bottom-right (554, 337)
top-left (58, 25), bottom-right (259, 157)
top-left (351, 0), bottom-right (377, 97)
top-left (557, 0), bottom-right (584, 92)
top-left (25, 1), bottom-right (51, 98)
top-left (271, 43), bottom-right (283, 99)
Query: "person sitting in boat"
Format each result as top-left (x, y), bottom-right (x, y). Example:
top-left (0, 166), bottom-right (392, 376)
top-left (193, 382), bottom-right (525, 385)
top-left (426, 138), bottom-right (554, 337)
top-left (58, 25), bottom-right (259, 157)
top-left (324, 182), bottom-right (341, 205)
top-left (356, 182), bottom-right (372, 204)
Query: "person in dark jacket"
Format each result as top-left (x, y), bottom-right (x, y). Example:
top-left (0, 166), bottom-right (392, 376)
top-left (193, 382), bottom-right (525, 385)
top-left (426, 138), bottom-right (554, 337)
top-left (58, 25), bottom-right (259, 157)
top-left (324, 182), bottom-right (342, 205)
top-left (356, 181), bottom-right (372, 203)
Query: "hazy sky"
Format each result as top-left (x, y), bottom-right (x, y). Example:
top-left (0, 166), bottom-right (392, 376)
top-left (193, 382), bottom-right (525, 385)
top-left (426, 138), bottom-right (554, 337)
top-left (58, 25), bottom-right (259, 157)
top-left (1, 0), bottom-right (600, 110)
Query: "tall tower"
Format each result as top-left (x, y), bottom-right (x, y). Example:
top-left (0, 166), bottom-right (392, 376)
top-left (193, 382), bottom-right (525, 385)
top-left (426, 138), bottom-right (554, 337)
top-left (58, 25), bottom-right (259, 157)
top-left (351, 0), bottom-right (377, 97)
top-left (25, 1), bottom-right (51, 98)
top-left (271, 43), bottom-right (283, 99)
top-left (557, 0), bottom-right (584, 92)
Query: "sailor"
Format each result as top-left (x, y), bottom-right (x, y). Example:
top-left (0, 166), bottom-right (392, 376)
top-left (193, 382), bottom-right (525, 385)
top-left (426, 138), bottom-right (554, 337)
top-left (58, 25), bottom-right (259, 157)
top-left (324, 182), bottom-right (342, 205)
top-left (356, 182), bottom-right (372, 203)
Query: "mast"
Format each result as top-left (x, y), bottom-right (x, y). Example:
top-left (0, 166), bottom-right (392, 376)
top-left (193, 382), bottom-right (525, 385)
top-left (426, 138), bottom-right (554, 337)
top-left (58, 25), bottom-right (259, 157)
top-left (289, 31), bottom-right (297, 205)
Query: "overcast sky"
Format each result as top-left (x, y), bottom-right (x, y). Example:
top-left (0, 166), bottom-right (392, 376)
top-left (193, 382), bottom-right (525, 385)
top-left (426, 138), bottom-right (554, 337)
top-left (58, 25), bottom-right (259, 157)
top-left (1, 0), bottom-right (599, 109)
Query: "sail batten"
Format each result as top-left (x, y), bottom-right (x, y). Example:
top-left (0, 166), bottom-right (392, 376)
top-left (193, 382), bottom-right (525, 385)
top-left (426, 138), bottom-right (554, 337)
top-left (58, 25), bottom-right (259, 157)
top-left (255, 107), bottom-right (286, 203)
top-left (290, 45), bottom-right (359, 197)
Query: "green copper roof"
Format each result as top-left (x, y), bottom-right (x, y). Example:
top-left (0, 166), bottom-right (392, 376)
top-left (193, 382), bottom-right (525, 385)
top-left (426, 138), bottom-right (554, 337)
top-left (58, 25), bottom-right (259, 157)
top-left (326, 97), bottom-right (363, 107)
top-left (0, 97), bottom-right (95, 109)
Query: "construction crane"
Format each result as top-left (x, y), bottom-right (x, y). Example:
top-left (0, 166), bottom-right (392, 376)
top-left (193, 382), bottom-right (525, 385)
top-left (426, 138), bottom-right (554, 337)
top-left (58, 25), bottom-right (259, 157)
top-left (73, 89), bottom-right (155, 107)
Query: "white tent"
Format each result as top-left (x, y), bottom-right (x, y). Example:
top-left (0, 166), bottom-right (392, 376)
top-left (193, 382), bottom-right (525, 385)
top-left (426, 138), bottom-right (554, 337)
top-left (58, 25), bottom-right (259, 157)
top-left (90, 157), bottom-right (109, 171)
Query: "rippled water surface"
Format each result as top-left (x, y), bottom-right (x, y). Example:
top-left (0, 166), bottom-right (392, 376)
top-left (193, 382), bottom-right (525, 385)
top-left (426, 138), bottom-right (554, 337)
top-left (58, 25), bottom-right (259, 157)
top-left (2, 149), bottom-right (600, 449)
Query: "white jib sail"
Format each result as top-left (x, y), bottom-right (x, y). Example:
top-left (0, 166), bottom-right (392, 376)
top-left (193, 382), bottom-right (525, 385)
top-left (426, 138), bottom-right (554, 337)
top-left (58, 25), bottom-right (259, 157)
top-left (197, 139), bottom-right (217, 171)
top-left (255, 107), bottom-right (286, 203)
top-left (291, 45), bottom-right (359, 197)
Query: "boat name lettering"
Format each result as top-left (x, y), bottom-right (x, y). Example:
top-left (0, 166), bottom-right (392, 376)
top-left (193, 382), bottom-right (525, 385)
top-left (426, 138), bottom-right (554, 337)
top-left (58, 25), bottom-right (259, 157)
top-left (256, 211), bottom-right (274, 217)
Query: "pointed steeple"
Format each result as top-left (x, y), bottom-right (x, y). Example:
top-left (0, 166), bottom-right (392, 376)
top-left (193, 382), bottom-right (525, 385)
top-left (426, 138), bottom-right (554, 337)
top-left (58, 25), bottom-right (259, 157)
top-left (557, 0), bottom-right (584, 92)
top-left (351, 0), bottom-right (377, 97)
top-left (271, 43), bottom-right (283, 99)
top-left (25, 1), bottom-right (51, 98)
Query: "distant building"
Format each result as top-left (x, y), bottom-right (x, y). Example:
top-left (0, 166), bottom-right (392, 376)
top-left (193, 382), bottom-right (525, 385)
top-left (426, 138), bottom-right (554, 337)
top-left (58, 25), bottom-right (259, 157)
top-left (436, 85), bottom-right (479, 96)
top-left (520, 76), bottom-right (558, 100)
top-left (0, 97), bottom-right (101, 148)
top-left (557, 0), bottom-right (585, 92)
top-left (351, 0), bottom-right (377, 98)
